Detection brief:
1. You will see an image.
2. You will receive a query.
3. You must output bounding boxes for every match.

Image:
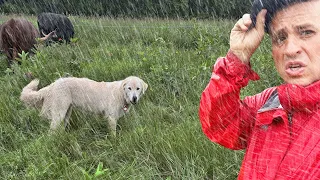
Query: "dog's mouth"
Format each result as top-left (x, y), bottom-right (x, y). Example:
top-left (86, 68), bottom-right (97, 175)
top-left (130, 101), bottom-right (137, 105)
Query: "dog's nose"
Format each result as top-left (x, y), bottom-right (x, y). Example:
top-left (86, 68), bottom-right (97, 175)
top-left (132, 96), bottom-right (137, 103)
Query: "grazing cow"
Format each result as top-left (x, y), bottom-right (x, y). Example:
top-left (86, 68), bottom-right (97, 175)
top-left (0, 18), bottom-right (55, 66)
top-left (0, 23), bottom-right (4, 54)
top-left (37, 12), bottom-right (74, 43)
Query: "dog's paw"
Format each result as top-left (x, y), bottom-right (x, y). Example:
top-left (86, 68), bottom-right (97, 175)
top-left (105, 131), bottom-right (117, 139)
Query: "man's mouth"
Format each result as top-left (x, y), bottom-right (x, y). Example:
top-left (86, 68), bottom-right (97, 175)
top-left (289, 64), bottom-right (302, 71)
top-left (285, 61), bottom-right (305, 76)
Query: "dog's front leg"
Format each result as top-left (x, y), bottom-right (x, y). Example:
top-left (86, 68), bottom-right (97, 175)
top-left (107, 116), bottom-right (117, 137)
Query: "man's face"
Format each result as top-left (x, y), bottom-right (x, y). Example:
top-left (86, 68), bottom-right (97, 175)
top-left (271, 0), bottom-right (320, 86)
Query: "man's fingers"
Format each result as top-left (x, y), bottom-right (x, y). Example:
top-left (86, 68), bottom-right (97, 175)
top-left (242, 14), bottom-right (252, 26)
top-left (233, 15), bottom-right (252, 32)
top-left (255, 9), bottom-right (267, 33)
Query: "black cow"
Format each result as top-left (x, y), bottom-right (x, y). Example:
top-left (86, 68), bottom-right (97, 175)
top-left (37, 12), bottom-right (74, 43)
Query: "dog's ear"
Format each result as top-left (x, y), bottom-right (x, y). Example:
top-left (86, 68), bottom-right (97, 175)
top-left (121, 79), bottom-right (129, 90)
top-left (142, 81), bottom-right (148, 94)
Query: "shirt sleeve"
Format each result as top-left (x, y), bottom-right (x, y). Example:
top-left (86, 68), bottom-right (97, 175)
top-left (199, 50), bottom-right (272, 150)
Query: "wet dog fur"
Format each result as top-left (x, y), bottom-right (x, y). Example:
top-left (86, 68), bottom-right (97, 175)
top-left (20, 76), bottom-right (148, 135)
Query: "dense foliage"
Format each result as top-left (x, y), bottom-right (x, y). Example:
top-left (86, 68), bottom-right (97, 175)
top-left (0, 0), bottom-right (252, 19)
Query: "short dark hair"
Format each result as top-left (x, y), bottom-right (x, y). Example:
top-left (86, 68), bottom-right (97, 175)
top-left (250, 0), bottom-right (310, 33)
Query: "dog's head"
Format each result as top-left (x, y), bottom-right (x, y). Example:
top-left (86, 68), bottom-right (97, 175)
top-left (122, 76), bottom-right (148, 105)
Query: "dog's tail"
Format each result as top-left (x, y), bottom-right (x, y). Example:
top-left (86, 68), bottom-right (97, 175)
top-left (20, 79), bottom-right (43, 108)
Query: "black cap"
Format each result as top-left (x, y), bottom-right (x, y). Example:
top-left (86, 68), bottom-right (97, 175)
top-left (250, 0), bottom-right (309, 33)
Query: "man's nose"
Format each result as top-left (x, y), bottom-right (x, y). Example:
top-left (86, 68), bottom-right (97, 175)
top-left (284, 36), bottom-right (302, 59)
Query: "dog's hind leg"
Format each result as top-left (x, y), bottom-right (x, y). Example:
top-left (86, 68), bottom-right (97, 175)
top-left (50, 111), bottom-right (68, 131)
top-left (64, 105), bottom-right (73, 129)
top-left (50, 117), bottom-right (64, 131)
top-left (49, 100), bottom-right (72, 131)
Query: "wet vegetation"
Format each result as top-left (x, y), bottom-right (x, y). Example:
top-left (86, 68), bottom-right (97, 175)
top-left (1, 0), bottom-right (251, 19)
top-left (0, 10), bottom-right (282, 180)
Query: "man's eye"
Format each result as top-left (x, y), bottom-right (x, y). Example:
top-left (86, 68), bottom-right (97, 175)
top-left (273, 35), bottom-right (286, 46)
top-left (300, 30), bottom-right (314, 37)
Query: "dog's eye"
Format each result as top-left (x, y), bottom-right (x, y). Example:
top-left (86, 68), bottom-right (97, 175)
top-left (137, 88), bottom-right (140, 90)
top-left (128, 87), bottom-right (131, 90)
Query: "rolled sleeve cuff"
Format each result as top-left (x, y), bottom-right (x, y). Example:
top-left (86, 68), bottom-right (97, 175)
top-left (213, 50), bottom-right (260, 87)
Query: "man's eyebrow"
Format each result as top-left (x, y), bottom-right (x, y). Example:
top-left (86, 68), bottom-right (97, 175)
top-left (271, 28), bottom-right (286, 37)
top-left (295, 24), bottom-right (314, 29)
top-left (271, 23), bottom-right (316, 35)
top-left (294, 23), bottom-right (315, 29)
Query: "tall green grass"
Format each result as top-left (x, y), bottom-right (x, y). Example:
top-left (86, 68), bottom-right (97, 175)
top-left (0, 15), bottom-right (281, 179)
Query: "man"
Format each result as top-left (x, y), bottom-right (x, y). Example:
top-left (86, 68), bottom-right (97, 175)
top-left (199, 0), bottom-right (320, 179)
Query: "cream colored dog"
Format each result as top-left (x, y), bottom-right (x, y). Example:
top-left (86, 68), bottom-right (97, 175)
top-left (20, 76), bottom-right (148, 135)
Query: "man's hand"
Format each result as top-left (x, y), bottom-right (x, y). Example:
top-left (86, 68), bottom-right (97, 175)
top-left (230, 9), bottom-right (267, 64)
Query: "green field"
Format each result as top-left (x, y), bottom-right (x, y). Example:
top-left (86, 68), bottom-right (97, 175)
top-left (0, 15), bottom-right (282, 179)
